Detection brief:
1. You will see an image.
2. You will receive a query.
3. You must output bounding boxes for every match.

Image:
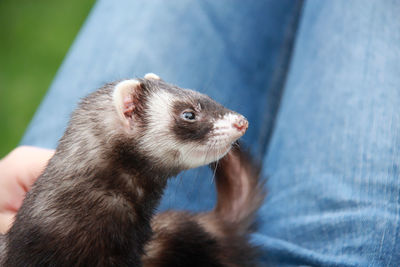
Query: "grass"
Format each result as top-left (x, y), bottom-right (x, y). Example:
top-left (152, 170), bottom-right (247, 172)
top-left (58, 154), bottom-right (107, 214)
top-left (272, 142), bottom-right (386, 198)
top-left (0, 0), bottom-right (95, 157)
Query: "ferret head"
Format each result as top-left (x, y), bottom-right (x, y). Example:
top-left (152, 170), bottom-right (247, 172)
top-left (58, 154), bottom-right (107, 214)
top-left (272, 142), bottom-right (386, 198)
top-left (113, 74), bottom-right (248, 171)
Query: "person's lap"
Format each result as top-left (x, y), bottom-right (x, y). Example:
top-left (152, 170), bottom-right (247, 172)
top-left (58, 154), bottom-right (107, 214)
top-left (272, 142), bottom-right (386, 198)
top-left (21, 0), bottom-right (400, 266)
top-left (255, 1), bottom-right (400, 266)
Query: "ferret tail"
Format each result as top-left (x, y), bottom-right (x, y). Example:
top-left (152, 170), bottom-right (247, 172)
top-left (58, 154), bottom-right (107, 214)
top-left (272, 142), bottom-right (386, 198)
top-left (211, 144), bottom-right (266, 234)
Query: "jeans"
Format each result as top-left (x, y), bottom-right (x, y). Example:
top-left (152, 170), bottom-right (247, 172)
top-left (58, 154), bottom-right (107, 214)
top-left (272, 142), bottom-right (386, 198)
top-left (21, 0), bottom-right (400, 266)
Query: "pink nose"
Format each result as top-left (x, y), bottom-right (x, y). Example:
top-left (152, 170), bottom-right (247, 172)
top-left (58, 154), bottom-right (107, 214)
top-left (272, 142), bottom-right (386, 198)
top-left (233, 116), bottom-right (248, 132)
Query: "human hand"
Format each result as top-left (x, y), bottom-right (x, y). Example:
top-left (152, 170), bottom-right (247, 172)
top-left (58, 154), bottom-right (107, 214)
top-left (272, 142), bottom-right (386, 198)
top-left (0, 146), bottom-right (54, 233)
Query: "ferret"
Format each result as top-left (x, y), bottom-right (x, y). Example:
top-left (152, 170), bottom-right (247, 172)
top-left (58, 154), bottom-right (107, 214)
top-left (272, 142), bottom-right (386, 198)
top-left (0, 73), bottom-right (265, 266)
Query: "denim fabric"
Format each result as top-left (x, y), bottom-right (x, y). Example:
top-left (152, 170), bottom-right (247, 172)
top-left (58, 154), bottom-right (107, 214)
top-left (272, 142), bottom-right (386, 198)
top-left (256, 1), bottom-right (400, 266)
top-left (20, 0), bottom-right (400, 266)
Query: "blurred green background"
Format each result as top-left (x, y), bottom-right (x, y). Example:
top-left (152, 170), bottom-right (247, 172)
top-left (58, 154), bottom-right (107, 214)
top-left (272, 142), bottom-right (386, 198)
top-left (0, 0), bottom-right (96, 157)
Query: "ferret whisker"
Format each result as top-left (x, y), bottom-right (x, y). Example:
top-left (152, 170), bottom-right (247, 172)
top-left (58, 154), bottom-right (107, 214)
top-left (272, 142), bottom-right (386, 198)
top-left (212, 159), bottom-right (219, 184)
top-left (203, 141), bottom-right (215, 167)
top-left (232, 142), bottom-right (240, 149)
top-left (209, 140), bottom-right (220, 184)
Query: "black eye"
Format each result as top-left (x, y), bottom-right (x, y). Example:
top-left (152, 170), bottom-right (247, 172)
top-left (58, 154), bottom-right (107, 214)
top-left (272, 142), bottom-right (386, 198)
top-left (181, 111), bottom-right (196, 121)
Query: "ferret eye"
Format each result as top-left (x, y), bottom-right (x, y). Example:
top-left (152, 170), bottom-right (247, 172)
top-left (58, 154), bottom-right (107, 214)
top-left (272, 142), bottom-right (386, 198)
top-left (181, 111), bottom-right (196, 121)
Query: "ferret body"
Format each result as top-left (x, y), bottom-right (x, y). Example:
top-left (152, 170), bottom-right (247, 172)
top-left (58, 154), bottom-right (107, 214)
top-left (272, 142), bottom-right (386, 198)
top-left (0, 74), bottom-right (264, 266)
top-left (143, 146), bottom-right (264, 267)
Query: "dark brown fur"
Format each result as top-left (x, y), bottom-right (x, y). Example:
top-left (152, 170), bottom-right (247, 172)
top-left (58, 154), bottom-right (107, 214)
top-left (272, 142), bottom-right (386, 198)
top-left (0, 77), bottom-right (263, 266)
top-left (0, 80), bottom-right (181, 266)
top-left (142, 146), bottom-right (265, 267)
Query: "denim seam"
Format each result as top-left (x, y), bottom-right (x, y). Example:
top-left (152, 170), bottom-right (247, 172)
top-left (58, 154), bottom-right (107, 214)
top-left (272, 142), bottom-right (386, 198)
top-left (257, 0), bottom-right (305, 159)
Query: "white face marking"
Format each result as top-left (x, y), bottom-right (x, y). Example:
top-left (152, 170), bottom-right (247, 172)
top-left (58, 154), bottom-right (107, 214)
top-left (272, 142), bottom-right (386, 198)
top-left (211, 113), bottom-right (247, 145)
top-left (177, 113), bottom-right (247, 169)
top-left (139, 90), bottom-right (177, 165)
top-left (212, 113), bottom-right (239, 130)
top-left (137, 88), bottom-right (247, 170)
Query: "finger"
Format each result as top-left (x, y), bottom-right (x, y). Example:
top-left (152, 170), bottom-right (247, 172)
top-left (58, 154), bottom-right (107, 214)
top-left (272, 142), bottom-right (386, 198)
top-left (0, 211), bottom-right (16, 234)
top-left (15, 146), bottom-right (55, 191)
top-left (0, 183), bottom-right (25, 213)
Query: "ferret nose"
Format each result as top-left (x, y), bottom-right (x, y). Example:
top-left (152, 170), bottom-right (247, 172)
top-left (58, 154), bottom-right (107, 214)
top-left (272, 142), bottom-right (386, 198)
top-left (232, 116), bottom-right (248, 132)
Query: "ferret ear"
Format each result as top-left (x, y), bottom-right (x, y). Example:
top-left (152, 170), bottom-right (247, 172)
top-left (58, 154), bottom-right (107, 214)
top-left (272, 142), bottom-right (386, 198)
top-left (144, 73), bottom-right (161, 80)
top-left (113, 79), bottom-right (143, 127)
